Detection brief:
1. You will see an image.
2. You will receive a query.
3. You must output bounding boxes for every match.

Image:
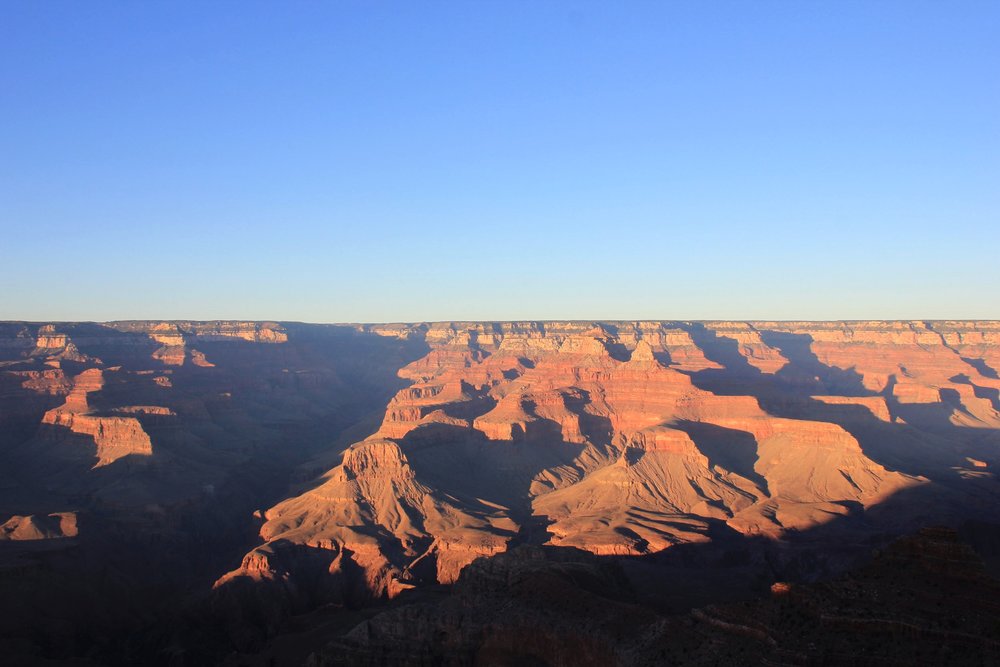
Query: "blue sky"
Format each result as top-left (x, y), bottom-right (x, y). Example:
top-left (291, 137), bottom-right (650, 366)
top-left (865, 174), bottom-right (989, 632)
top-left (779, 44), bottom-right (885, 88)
top-left (2, 2), bottom-right (998, 322)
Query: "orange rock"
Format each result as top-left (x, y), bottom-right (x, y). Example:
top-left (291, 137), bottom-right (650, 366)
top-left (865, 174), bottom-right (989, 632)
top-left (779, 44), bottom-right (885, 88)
top-left (0, 512), bottom-right (78, 540)
top-left (41, 368), bottom-right (154, 466)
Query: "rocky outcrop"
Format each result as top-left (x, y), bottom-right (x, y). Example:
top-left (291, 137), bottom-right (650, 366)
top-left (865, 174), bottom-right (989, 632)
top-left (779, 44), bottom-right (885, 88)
top-left (39, 368), bottom-right (154, 466)
top-left (306, 527), bottom-right (1000, 667)
top-left (225, 320), bottom-right (1000, 601)
top-left (12, 366), bottom-right (72, 395)
top-left (0, 319), bottom-right (998, 665)
top-left (216, 436), bottom-right (513, 601)
top-left (307, 529), bottom-right (1000, 667)
top-left (0, 512), bottom-right (78, 540)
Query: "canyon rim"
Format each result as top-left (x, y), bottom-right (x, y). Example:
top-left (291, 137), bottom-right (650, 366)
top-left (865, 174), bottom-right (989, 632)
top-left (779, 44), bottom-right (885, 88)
top-left (4, 2), bottom-right (999, 664)
top-left (1, 320), bottom-right (999, 664)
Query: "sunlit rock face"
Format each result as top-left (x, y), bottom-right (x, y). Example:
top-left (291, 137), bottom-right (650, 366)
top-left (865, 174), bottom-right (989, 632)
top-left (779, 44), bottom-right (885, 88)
top-left (0, 320), bottom-right (419, 530)
top-left (39, 368), bottom-right (155, 467)
top-left (214, 320), bottom-right (1000, 603)
top-left (2, 319), bottom-right (999, 652)
top-left (0, 512), bottom-right (78, 540)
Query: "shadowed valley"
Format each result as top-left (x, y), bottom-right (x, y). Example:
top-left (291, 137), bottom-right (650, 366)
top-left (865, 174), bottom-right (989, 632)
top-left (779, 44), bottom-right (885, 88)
top-left (1, 320), bottom-right (999, 665)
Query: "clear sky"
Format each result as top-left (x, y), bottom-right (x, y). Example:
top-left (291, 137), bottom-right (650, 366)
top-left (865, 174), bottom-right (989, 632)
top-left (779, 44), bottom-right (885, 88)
top-left (2, 2), bottom-right (998, 322)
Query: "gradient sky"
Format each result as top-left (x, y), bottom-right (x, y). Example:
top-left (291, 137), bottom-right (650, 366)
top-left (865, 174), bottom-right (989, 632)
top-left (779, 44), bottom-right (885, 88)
top-left (2, 2), bottom-right (998, 322)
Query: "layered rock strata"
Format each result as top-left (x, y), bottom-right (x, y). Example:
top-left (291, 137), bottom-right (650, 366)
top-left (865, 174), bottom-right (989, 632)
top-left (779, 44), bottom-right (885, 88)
top-left (219, 320), bottom-right (1000, 602)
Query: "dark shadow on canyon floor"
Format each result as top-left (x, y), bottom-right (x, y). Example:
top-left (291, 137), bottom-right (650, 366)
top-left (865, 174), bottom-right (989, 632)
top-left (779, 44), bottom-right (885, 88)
top-left (220, 481), bottom-right (1000, 667)
top-left (3, 323), bottom-right (1000, 666)
top-left (0, 323), bottom-right (433, 667)
top-left (673, 419), bottom-right (770, 493)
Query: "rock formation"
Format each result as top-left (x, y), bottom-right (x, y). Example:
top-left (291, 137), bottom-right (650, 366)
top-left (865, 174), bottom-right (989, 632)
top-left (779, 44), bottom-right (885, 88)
top-left (217, 320), bottom-right (999, 606)
top-left (307, 526), bottom-right (1000, 666)
top-left (0, 319), bottom-right (998, 664)
top-left (0, 512), bottom-right (78, 540)
top-left (39, 368), bottom-right (155, 467)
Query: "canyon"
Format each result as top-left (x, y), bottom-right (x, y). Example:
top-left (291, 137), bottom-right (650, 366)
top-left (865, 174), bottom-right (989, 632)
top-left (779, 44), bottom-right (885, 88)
top-left (1, 320), bottom-right (999, 664)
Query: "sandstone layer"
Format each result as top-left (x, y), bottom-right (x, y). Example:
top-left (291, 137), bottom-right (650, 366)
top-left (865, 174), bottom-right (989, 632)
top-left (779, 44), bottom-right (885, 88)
top-left (215, 320), bottom-right (1000, 604)
top-left (1, 319), bottom-right (999, 664)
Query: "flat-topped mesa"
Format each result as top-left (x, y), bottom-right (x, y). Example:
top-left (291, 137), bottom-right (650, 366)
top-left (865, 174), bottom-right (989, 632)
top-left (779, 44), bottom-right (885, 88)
top-left (338, 438), bottom-right (414, 479)
top-left (620, 426), bottom-right (704, 456)
top-left (41, 368), bottom-right (154, 467)
top-left (34, 324), bottom-right (71, 350)
top-left (32, 324), bottom-right (89, 362)
top-left (811, 395), bottom-right (893, 422)
top-left (146, 322), bottom-right (187, 366)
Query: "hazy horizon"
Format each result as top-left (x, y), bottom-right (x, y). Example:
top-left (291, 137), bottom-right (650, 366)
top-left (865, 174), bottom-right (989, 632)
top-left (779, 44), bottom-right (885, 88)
top-left (5, 317), bottom-right (1000, 327)
top-left (3, 2), bottom-right (998, 322)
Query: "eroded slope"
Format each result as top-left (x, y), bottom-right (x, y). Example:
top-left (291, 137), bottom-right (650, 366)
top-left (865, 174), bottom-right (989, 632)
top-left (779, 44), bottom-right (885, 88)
top-left (220, 320), bottom-right (1000, 605)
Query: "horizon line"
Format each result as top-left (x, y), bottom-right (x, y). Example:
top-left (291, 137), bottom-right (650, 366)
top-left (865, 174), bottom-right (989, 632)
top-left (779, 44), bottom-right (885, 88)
top-left (4, 318), bottom-right (1000, 326)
